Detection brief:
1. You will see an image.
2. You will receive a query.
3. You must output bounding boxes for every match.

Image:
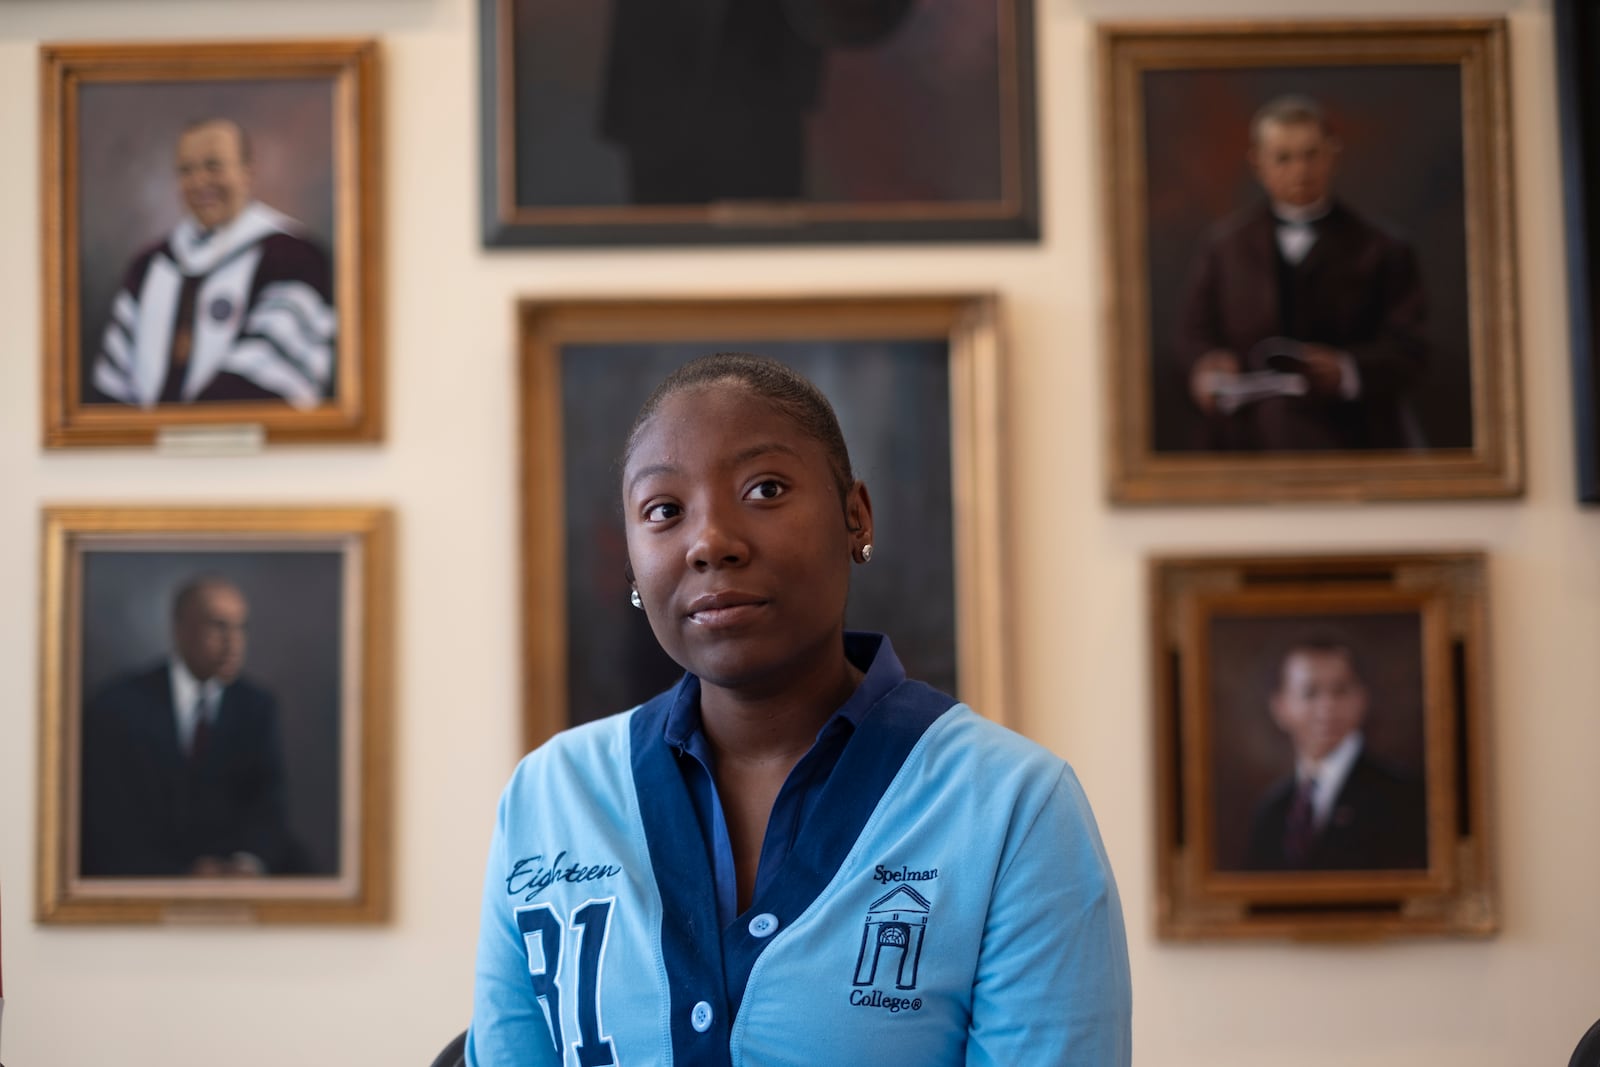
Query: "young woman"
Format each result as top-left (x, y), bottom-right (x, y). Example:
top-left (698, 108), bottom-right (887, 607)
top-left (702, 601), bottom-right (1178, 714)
top-left (468, 354), bottom-right (1131, 1065)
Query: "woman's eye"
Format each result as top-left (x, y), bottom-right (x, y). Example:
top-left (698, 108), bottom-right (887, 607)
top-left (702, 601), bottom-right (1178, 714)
top-left (745, 480), bottom-right (785, 501)
top-left (643, 502), bottom-right (681, 522)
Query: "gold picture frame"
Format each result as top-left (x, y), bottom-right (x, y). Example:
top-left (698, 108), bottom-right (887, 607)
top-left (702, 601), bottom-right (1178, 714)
top-left (517, 295), bottom-right (1010, 751)
top-left (1150, 552), bottom-right (1496, 940)
top-left (1100, 21), bottom-right (1520, 503)
top-left (41, 39), bottom-right (384, 447)
top-left (37, 506), bottom-right (394, 924)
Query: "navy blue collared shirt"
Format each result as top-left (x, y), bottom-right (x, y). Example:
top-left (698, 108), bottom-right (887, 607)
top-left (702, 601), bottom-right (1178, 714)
top-left (662, 632), bottom-right (906, 928)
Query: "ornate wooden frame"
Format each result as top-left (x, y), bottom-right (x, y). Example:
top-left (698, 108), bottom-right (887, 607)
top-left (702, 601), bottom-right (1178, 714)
top-left (1150, 552), bottom-right (1496, 940)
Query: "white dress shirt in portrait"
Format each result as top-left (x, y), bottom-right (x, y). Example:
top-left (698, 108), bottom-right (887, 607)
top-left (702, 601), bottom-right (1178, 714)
top-left (1296, 729), bottom-right (1364, 831)
top-left (168, 658), bottom-right (221, 757)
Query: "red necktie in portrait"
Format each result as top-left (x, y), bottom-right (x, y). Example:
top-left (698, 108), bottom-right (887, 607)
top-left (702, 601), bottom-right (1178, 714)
top-left (190, 696), bottom-right (211, 764)
top-left (1283, 777), bottom-right (1317, 865)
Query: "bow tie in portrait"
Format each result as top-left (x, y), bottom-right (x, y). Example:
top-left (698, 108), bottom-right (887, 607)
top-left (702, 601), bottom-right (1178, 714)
top-left (1275, 217), bottom-right (1319, 264)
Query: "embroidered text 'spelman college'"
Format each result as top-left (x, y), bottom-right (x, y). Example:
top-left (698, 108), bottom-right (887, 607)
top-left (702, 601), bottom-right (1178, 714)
top-left (91, 201), bottom-right (335, 408)
top-left (468, 636), bottom-right (1132, 1066)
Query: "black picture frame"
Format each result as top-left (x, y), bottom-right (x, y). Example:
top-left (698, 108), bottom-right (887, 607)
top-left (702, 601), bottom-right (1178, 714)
top-left (1555, 0), bottom-right (1600, 503)
top-left (479, 0), bottom-right (1038, 246)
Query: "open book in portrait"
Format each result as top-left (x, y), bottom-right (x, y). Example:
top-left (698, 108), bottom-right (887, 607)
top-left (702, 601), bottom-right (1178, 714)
top-left (1198, 337), bottom-right (1313, 415)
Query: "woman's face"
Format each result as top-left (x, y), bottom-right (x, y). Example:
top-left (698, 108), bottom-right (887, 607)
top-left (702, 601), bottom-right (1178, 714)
top-left (622, 380), bottom-right (870, 694)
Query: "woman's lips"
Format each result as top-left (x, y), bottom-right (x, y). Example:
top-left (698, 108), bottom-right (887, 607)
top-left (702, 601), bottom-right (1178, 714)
top-left (688, 604), bottom-right (765, 627)
top-left (686, 592), bottom-right (768, 627)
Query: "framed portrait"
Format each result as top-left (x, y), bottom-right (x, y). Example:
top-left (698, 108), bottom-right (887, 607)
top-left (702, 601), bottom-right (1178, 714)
top-left (40, 40), bottom-right (383, 448)
top-left (518, 295), bottom-right (1009, 750)
top-left (479, 0), bottom-right (1038, 246)
top-left (1555, 0), bottom-right (1600, 503)
top-left (1150, 552), bottom-right (1496, 940)
top-left (1100, 21), bottom-right (1521, 503)
top-left (37, 506), bottom-right (394, 924)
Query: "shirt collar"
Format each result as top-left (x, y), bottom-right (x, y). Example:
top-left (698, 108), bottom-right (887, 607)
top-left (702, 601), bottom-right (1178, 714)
top-left (171, 200), bottom-right (289, 276)
top-left (662, 631), bottom-right (906, 749)
top-left (1298, 729), bottom-right (1364, 793)
top-left (168, 659), bottom-right (224, 735)
top-left (170, 657), bottom-right (199, 714)
top-left (172, 659), bottom-right (225, 700)
top-left (1271, 198), bottom-right (1332, 225)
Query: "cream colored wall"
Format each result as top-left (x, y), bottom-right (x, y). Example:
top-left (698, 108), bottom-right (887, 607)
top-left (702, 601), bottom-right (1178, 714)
top-left (2, 0), bottom-right (1595, 1063)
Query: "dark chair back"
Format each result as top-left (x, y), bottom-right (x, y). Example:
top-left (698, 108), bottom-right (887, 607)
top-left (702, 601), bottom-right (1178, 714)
top-left (1572, 1017), bottom-right (1600, 1067)
top-left (429, 1029), bottom-right (467, 1067)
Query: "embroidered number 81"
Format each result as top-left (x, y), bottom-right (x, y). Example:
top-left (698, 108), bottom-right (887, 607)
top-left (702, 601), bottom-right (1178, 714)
top-left (516, 898), bottom-right (618, 1066)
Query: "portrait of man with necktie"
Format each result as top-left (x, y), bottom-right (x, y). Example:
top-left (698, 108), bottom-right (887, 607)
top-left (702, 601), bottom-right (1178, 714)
top-left (1150, 553), bottom-right (1495, 936)
top-left (73, 552), bottom-right (346, 881)
top-left (39, 507), bottom-right (392, 923)
top-left (1237, 635), bottom-right (1429, 872)
top-left (79, 575), bottom-right (302, 878)
top-left (1191, 608), bottom-right (1434, 878)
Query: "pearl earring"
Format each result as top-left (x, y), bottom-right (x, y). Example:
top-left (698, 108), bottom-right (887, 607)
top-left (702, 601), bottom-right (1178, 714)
top-left (630, 587), bottom-right (644, 610)
top-left (860, 543), bottom-right (873, 563)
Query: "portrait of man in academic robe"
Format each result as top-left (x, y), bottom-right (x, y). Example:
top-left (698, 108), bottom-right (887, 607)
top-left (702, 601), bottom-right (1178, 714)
top-left (73, 79), bottom-right (339, 412)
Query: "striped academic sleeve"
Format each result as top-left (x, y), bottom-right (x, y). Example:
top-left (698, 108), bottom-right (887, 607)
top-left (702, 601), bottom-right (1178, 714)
top-left (236, 232), bottom-right (338, 399)
top-left (88, 247), bottom-right (162, 404)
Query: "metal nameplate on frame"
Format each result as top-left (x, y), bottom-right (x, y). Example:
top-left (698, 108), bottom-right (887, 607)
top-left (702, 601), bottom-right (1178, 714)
top-left (155, 424), bottom-right (266, 457)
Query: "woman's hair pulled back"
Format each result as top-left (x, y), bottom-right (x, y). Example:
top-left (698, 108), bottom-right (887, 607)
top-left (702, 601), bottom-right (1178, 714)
top-left (622, 352), bottom-right (856, 504)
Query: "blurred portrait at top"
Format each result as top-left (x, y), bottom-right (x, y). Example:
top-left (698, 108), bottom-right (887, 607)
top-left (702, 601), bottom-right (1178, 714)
top-left (488, 0), bottom-right (1036, 244)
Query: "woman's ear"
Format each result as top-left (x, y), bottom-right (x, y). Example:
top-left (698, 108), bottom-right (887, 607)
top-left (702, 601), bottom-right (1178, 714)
top-left (845, 481), bottom-right (874, 552)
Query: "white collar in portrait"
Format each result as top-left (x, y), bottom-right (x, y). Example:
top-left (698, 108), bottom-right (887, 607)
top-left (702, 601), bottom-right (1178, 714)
top-left (1296, 730), bottom-right (1364, 830)
top-left (172, 200), bottom-right (295, 277)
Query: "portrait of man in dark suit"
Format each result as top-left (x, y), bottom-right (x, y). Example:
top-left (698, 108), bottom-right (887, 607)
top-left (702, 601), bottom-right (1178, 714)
top-left (1176, 94), bottom-right (1429, 452)
top-left (1240, 636), bottom-right (1428, 872)
top-left (80, 574), bottom-right (303, 877)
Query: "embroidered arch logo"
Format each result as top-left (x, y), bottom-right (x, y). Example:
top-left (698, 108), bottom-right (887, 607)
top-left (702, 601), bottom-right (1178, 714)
top-left (851, 883), bottom-right (932, 1012)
